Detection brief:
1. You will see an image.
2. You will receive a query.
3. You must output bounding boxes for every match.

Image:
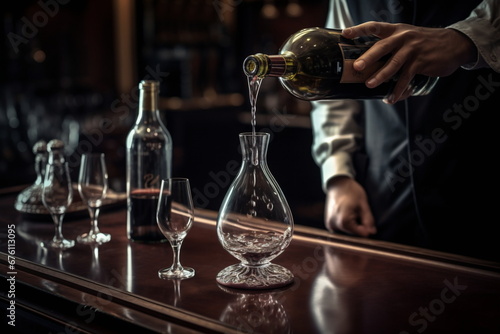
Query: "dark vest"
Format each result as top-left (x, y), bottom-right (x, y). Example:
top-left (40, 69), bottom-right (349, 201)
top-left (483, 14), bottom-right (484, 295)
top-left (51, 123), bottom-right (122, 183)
top-left (347, 0), bottom-right (500, 261)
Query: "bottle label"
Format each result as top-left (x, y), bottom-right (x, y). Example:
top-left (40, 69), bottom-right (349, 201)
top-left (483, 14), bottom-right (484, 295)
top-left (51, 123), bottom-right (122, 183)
top-left (339, 44), bottom-right (383, 84)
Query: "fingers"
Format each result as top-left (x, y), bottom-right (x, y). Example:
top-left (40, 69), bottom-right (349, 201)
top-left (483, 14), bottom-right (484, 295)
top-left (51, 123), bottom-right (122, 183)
top-left (343, 22), bottom-right (399, 74)
top-left (342, 21), bottom-right (396, 39)
top-left (354, 38), bottom-right (397, 74)
top-left (354, 34), bottom-right (412, 89)
top-left (355, 202), bottom-right (377, 237)
top-left (337, 217), bottom-right (376, 237)
top-left (342, 22), bottom-right (420, 103)
top-left (362, 212), bottom-right (377, 235)
top-left (344, 23), bottom-right (406, 90)
top-left (325, 178), bottom-right (376, 237)
top-left (327, 208), bottom-right (376, 237)
top-left (363, 51), bottom-right (404, 87)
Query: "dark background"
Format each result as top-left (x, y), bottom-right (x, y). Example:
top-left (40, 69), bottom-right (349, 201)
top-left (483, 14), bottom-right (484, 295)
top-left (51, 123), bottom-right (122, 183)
top-left (0, 0), bottom-right (328, 228)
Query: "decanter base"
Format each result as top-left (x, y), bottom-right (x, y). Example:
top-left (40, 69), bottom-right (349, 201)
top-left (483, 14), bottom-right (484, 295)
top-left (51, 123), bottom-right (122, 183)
top-left (216, 263), bottom-right (294, 290)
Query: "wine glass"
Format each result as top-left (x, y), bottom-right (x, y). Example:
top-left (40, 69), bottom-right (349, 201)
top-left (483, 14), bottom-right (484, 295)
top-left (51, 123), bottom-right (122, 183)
top-left (156, 178), bottom-right (195, 280)
top-left (77, 153), bottom-right (111, 244)
top-left (42, 150), bottom-right (74, 249)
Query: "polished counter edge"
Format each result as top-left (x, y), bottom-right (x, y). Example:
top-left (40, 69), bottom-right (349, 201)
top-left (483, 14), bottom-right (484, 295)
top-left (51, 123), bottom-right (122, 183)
top-left (0, 253), bottom-right (239, 333)
top-left (195, 207), bottom-right (500, 277)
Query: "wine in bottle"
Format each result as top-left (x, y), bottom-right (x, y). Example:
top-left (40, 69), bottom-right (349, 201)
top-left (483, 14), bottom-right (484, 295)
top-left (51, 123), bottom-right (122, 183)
top-left (243, 27), bottom-right (438, 100)
top-left (126, 80), bottom-right (172, 243)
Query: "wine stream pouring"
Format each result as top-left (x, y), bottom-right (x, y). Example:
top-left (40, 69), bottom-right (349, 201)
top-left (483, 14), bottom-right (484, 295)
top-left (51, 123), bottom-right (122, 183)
top-left (243, 27), bottom-right (438, 100)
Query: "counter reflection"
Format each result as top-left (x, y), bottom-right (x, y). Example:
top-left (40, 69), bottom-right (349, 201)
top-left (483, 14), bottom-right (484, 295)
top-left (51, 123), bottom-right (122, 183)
top-left (219, 285), bottom-right (290, 334)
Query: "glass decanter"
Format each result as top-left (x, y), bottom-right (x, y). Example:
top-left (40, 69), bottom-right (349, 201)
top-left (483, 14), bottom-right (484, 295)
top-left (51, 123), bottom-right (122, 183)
top-left (15, 140), bottom-right (48, 215)
top-left (216, 132), bottom-right (294, 289)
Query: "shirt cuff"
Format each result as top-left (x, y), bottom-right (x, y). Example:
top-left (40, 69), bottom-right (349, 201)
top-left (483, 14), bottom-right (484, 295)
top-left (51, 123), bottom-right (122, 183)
top-left (448, 18), bottom-right (500, 72)
top-left (320, 151), bottom-right (355, 192)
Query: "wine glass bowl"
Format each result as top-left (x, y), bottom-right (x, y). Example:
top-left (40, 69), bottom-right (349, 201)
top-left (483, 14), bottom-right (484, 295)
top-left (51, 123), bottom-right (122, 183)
top-left (41, 139), bottom-right (75, 250)
top-left (77, 153), bottom-right (111, 244)
top-left (156, 178), bottom-right (195, 280)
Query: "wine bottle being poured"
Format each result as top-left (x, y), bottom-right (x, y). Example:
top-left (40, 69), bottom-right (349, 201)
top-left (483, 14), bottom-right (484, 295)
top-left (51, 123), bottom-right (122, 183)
top-left (243, 27), bottom-right (438, 100)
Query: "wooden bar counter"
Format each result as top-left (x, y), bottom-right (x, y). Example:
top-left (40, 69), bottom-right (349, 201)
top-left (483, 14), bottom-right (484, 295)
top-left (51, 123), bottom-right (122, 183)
top-left (1, 186), bottom-right (499, 333)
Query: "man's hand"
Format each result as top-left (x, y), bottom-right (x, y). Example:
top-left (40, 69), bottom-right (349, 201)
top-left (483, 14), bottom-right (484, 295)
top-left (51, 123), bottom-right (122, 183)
top-left (325, 176), bottom-right (376, 237)
top-left (342, 22), bottom-right (477, 104)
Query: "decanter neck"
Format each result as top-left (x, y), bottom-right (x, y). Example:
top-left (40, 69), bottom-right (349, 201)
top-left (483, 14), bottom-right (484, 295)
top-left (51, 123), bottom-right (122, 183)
top-left (46, 139), bottom-right (66, 165)
top-left (239, 132), bottom-right (269, 166)
top-left (33, 140), bottom-right (47, 184)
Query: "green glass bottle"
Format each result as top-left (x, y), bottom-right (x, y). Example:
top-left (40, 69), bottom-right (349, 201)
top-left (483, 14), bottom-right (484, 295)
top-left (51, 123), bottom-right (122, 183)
top-left (243, 27), bottom-right (438, 100)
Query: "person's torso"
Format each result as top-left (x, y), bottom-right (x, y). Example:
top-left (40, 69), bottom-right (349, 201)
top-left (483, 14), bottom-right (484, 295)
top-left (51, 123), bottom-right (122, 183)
top-left (345, 0), bottom-right (500, 260)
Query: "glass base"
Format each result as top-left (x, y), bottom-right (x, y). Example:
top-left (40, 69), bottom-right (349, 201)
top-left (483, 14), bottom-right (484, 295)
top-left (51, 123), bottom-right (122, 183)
top-left (77, 232), bottom-right (111, 244)
top-left (158, 266), bottom-right (195, 280)
top-left (216, 263), bottom-right (294, 290)
top-left (42, 238), bottom-right (75, 250)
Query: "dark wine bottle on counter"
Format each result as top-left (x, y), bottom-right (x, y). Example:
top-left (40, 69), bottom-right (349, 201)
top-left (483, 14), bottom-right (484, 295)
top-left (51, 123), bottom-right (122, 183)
top-left (126, 80), bottom-right (172, 243)
top-left (243, 27), bottom-right (438, 100)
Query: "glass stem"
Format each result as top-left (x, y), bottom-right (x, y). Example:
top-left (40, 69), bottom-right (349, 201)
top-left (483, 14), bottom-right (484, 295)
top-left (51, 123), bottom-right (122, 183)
top-left (88, 206), bottom-right (101, 234)
top-left (170, 239), bottom-right (184, 270)
top-left (52, 213), bottom-right (64, 241)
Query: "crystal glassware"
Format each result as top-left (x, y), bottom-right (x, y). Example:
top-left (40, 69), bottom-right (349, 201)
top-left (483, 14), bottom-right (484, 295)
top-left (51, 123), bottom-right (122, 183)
top-left (156, 178), bottom-right (195, 280)
top-left (41, 139), bottom-right (75, 249)
top-left (14, 140), bottom-right (48, 215)
top-left (216, 132), bottom-right (294, 289)
top-left (77, 153), bottom-right (111, 244)
top-left (126, 80), bottom-right (172, 243)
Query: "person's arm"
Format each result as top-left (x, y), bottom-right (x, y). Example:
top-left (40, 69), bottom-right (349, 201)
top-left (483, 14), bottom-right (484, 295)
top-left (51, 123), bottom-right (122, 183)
top-left (313, 0), bottom-right (360, 189)
top-left (311, 0), bottom-right (376, 237)
top-left (342, 0), bottom-right (500, 104)
top-left (447, 0), bottom-right (500, 72)
top-left (311, 100), bottom-right (361, 192)
top-left (311, 100), bottom-right (376, 237)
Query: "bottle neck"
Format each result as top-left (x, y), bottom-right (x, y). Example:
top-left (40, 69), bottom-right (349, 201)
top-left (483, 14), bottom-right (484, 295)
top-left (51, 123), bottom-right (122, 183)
top-left (139, 88), bottom-right (158, 112)
top-left (243, 52), bottom-right (297, 79)
top-left (137, 80), bottom-right (160, 122)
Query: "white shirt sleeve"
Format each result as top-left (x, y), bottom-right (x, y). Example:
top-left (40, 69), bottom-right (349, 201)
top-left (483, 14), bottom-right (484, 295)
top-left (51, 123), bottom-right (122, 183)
top-left (447, 0), bottom-right (500, 72)
top-left (310, 0), bottom-right (363, 192)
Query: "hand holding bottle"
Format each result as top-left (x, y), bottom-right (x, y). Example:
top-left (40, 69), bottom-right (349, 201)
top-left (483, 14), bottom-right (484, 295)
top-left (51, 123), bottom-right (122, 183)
top-left (244, 27), bottom-right (438, 101)
top-left (342, 22), bottom-right (477, 104)
top-left (325, 176), bottom-right (376, 237)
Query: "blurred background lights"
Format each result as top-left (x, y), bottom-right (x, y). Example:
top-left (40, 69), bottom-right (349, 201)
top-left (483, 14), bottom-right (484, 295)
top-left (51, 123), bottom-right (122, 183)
top-left (32, 49), bottom-right (46, 63)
